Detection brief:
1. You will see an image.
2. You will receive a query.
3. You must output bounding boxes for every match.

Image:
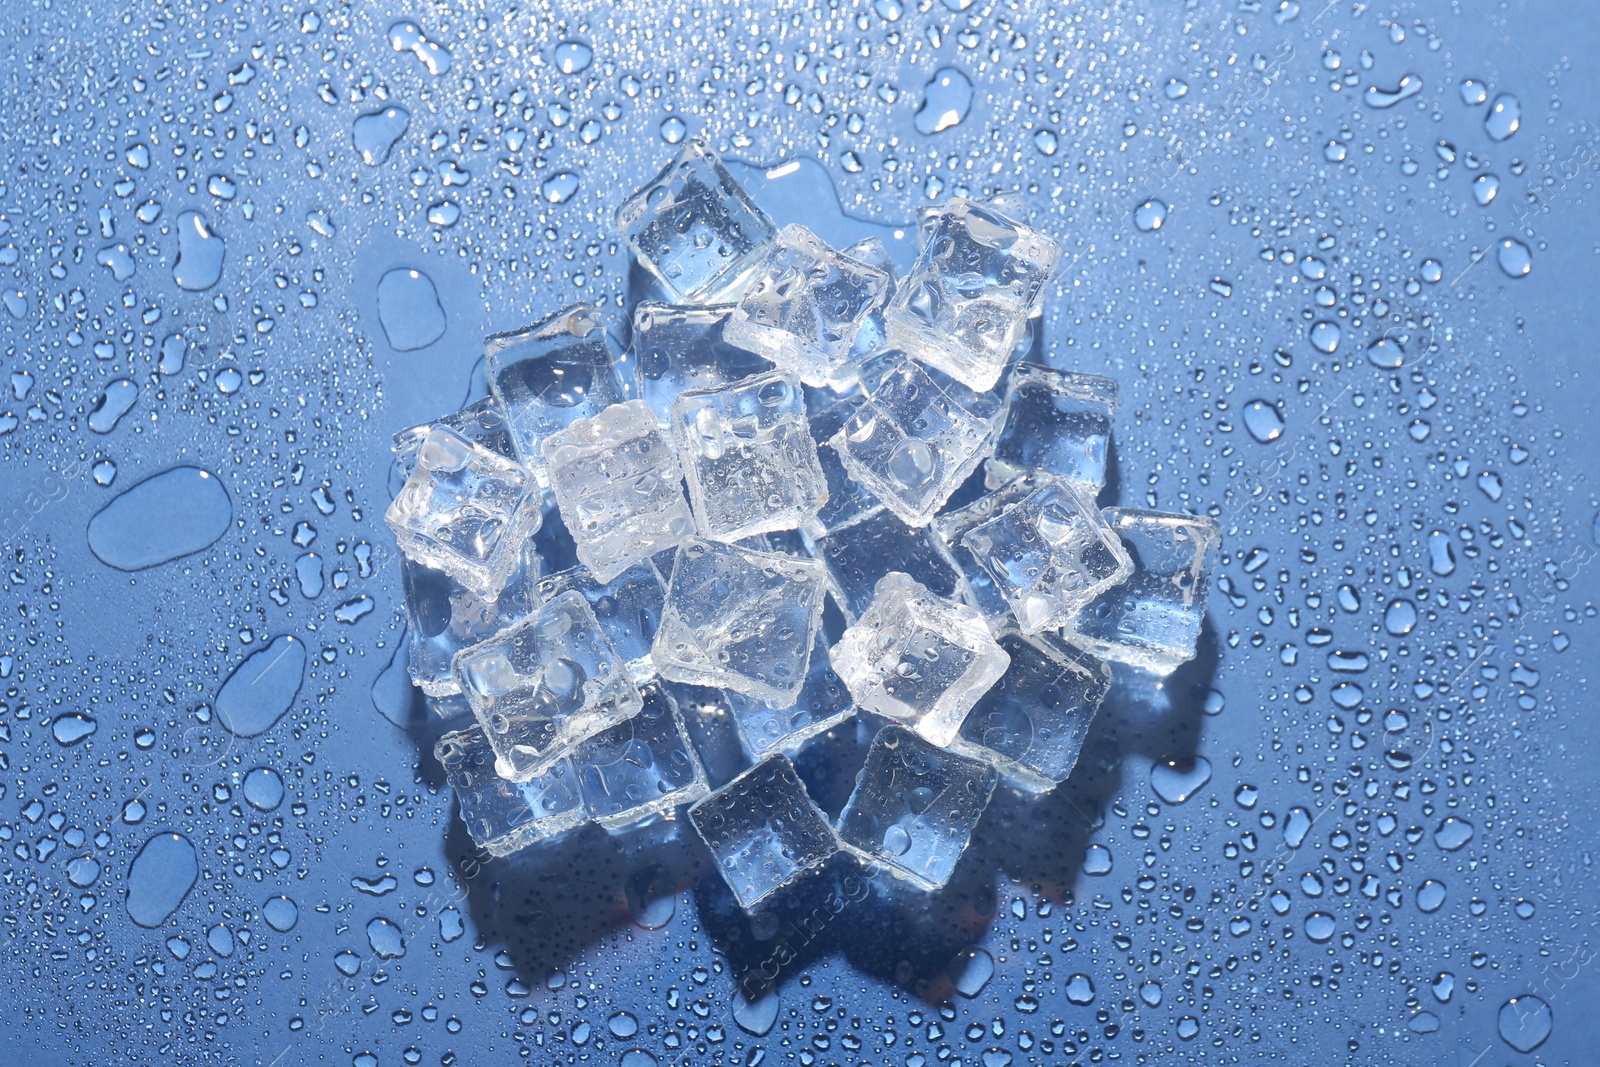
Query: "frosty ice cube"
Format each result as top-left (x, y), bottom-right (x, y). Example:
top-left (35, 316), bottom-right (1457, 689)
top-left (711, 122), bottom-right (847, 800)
top-left (402, 544), bottom-right (540, 697)
top-left (535, 560), bottom-right (667, 685)
top-left (723, 224), bottom-right (891, 388)
top-left (671, 369), bottom-right (828, 541)
top-left (689, 755), bottom-right (838, 908)
top-left (831, 357), bottom-right (1003, 527)
top-left (392, 396), bottom-right (516, 478)
top-left (815, 508), bottom-right (964, 621)
top-left (986, 364), bottom-right (1118, 493)
top-left (385, 425), bottom-right (543, 599)
top-left (434, 725), bottom-right (586, 857)
top-left (885, 199), bottom-right (1062, 391)
top-left (541, 400), bottom-right (693, 581)
top-left (836, 724), bottom-right (997, 891)
top-left (1066, 508), bottom-right (1221, 674)
top-left (452, 590), bottom-right (643, 780)
top-left (960, 479), bottom-right (1132, 635)
top-left (653, 538), bottom-right (829, 706)
top-left (932, 472), bottom-right (1050, 624)
top-left (615, 139), bottom-right (777, 303)
top-left (631, 302), bottom-right (771, 426)
top-left (950, 632), bottom-right (1111, 793)
top-left (829, 572), bottom-right (1010, 746)
top-left (725, 633), bottom-right (855, 757)
top-left (485, 304), bottom-right (628, 467)
top-left (571, 683), bottom-right (709, 829)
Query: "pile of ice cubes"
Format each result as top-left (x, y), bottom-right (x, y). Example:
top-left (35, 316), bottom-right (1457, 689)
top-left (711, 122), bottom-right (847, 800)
top-left (387, 140), bottom-right (1220, 907)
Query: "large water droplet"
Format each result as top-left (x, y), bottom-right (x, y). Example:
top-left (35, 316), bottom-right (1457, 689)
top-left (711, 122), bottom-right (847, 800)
top-left (376, 268), bottom-right (447, 351)
top-left (1064, 973), bottom-right (1096, 1004)
top-left (1309, 320), bottom-right (1341, 353)
top-left (624, 863), bottom-right (677, 929)
top-left (948, 946), bottom-right (995, 996)
top-left (1433, 816), bottom-right (1474, 851)
top-left (366, 917), bottom-right (406, 958)
top-left (1496, 237), bottom-right (1532, 278)
top-left (1241, 400), bottom-right (1285, 443)
top-left (353, 106), bottom-right (410, 166)
top-left (126, 832), bottom-right (198, 927)
top-left (733, 986), bottom-right (780, 1035)
top-left (1150, 756), bottom-right (1212, 803)
top-left (1364, 73), bottom-right (1423, 109)
top-left (263, 895), bottom-right (299, 932)
top-left (88, 378), bottom-right (138, 433)
top-left (87, 466), bottom-right (232, 571)
top-left (1484, 93), bottom-right (1521, 141)
top-left (1384, 599), bottom-right (1417, 636)
top-left (1498, 995), bottom-right (1552, 1053)
top-left (1133, 199), bottom-right (1168, 232)
top-left (914, 68), bottom-right (974, 134)
top-left (553, 40), bottom-right (593, 74)
top-left (215, 635), bottom-right (307, 737)
top-left (52, 712), bottom-right (98, 745)
top-left (1416, 879), bottom-right (1447, 913)
top-left (173, 211), bottom-right (225, 291)
top-left (242, 766), bottom-right (285, 810)
top-left (1303, 912), bottom-right (1336, 942)
top-left (388, 19), bottom-right (452, 75)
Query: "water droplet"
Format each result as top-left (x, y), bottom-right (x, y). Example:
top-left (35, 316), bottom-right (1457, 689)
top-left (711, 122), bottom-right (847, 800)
top-left (1164, 78), bottom-right (1189, 99)
top-left (1484, 93), bottom-right (1521, 141)
top-left (1283, 806), bottom-right (1312, 848)
top-left (948, 946), bottom-right (995, 996)
top-left (1364, 73), bottom-right (1423, 109)
top-left (96, 244), bottom-right (136, 281)
top-left (659, 116), bottom-right (688, 144)
top-left (1241, 400), bottom-right (1285, 443)
top-left (353, 106), bottom-right (410, 166)
top-left (1150, 756), bottom-right (1211, 803)
top-left (366, 917), bottom-right (406, 958)
top-left (541, 171), bottom-right (579, 204)
top-left (173, 211), bottom-right (225, 291)
top-left (733, 986), bottom-right (779, 1036)
top-left (1064, 973), bottom-right (1096, 1004)
top-left (1496, 237), bottom-right (1532, 278)
top-left (215, 635), bottom-right (307, 738)
top-left (243, 766), bottom-right (285, 810)
top-left (388, 20), bottom-right (452, 76)
top-left (263, 895), bottom-right (299, 932)
top-left (1384, 599), bottom-right (1417, 636)
top-left (376, 268), bottom-right (447, 351)
top-left (1473, 173), bottom-right (1500, 206)
top-left (52, 713), bottom-right (97, 745)
top-left (623, 863), bottom-right (677, 929)
top-left (1416, 879), bottom-right (1447, 913)
top-left (87, 466), bottom-right (232, 571)
top-left (126, 832), bottom-right (198, 927)
top-left (915, 68), bottom-right (973, 134)
top-left (553, 40), bottom-right (593, 74)
top-left (1433, 816), bottom-right (1474, 851)
top-left (1303, 912), bottom-right (1335, 942)
top-left (1082, 843), bottom-right (1113, 874)
top-left (1309, 320), bottom-right (1341, 353)
top-left (1133, 199), bottom-right (1168, 232)
top-left (88, 379), bottom-right (138, 434)
top-left (426, 201), bottom-right (461, 227)
top-left (1459, 78), bottom-right (1489, 106)
top-left (1427, 530), bottom-right (1456, 576)
top-left (1498, 995), bottom-right (1552, 1053)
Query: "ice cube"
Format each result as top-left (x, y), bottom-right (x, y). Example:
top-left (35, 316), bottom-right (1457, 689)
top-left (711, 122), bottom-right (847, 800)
top-left (986, 364), bottom-right (1118, 493)
top-left (689, 755), bottom-right (838, 908)
top-left (1065, 508), bottom-right (1221, 674)
top-left (535, 560), bottom-right (667, 685)
top-left (452, 590), bottom-right (643, 780)
top-left (932, 472), bottom-right (1051, 624)
top-left (631, 302), bottom-right (771, 426)
top-left (815, 507), bottom-right (964, 621)
top-left (401, 544), bottom-right (540, 697)
top-left (725, 633), bottom-right (855, 757)
top-left (885, 199), bottom-right (1062, 391)
top-left (434, 725), bottom-right (586, 857)
top-left (541, 400), bottom-right (693, 581)
top-left (385, 425), bottom-right (543, 599)
top-left (829, 572), bottom-right (1010, 746)
top-left (671, 369), bottom-right (828, 541)
top-left (831, 357), bottom-right (1002, 527)
top-left (392, 396), bottom-right (516, 479)
top-left (835, 724), bottom-right (997, 891)
top-left (723, 224), bottom-right (891, 388)
top-left (571, 683), bottom-right (709, 829)
top-left (960, 479), bottom-right (1132, 634)
top-left (950, 632), bottom-right (1111, 793)
top-left (616, 139), bottom-right (777, 304)
top-left (653, 538), bottom-right (829, 706)
top-left (484, 304), bottom-right (628, 467)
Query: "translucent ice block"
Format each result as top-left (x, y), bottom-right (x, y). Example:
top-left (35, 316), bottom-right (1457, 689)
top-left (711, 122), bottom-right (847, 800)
top-left (392, 396), bottom-right (516, 478)
top-left (725, 633), bottom-right (855, 757)
top-left (831, 357), bottom-right (1002, 527)
top-left (484, 304), bottom-right (628, 468)
top-left (385, 425), bottom-right (543, 599)
top-left (453, 590), bottom-right (643, 780)
top-left (815, 508), bottom-right (964, 622)
top-left (885, 199), bottom-right (1062, 391)
top-left (615, 139), bottom-right (777, 304)
top-left (986, 364), bottom-right (1119, 493)
top-left (829, 572), bottom-right (1010, 746)
top-left (960, 479), bottom-right (1132, 634)
top-left (653, 538), bottom-right (829, 706)
top-left (671, 369), bottom-right (828, 541)
top-left (631, 302), bottom-right (771, 426)
top-left (836, 724), bottom-right (997, 891)
top-left (571, 683), bottom-right (709, 829)
top-left (689, 755), bottom-right (838, 908)
top-left (541, 400), bottom-right (693, 581)
top-left (1065, 508), bottom-right (1221, 674)
top-left (434, 725), bottom-right (586, 857)
top-left (535, 560), bottom-right (667, 685)
top-left (723, 224), bottom-right (891, 388)
top-left (402, 544), bottom-right (540, 697)
top-left (950, 632), bottom-right (1111, 793)
top-left (932, 471), bottom-right (1051, 624)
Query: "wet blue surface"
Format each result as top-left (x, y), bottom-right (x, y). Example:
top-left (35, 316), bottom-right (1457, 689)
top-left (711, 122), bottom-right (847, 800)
top-left (2, 1), bottom-right (1599, 1065)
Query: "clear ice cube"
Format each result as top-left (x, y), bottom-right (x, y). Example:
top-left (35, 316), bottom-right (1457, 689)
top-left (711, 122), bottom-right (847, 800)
top-left (485, 304), bottom-right (628, 468)
top-left (571, 683), bottom-right (709, 829)
top-left (385, 425), bottom-right (543, 599)
top-left (541, 400), bottom-right (693, 581)
top-left (631, 302), bottom-right (771, 426)
top-left (723, 224), bottom-right (891, 388)
top-left (986, 364), bottom-right (1119, 493)
top-left (836, 724), bottom-right (997, 891)
top-left (653, 538), bottom-right (829, 706)
top-left (932, 472), bottom-right (1051, 624)
top-left (885, 199), bottom-right (1062, 391)
top-left (831, 357), bottom-right (1001, 527)
top-left (453, 589), bottom-right (643, 780)
top-left (960, 479), bottom-right (1133, 634)
top-left (1066, 508), bottom-right (1221, 674)
top-left (671, 369), bottom-right (828, 541)
top-left (725, 633), bottom-right (855, 757)
top-left (615, 139), bottom-right (777, 304)
top-left (816, 508), bottom-right (964, 622)
top-left (402, 544), bottom-right (540, 697)
top-left (393, 396), bottom-right (516, 479)
top-left (829, 572), bottom-right (1010, 746)
top-left (689, 754), bottom-right (838, 908)
top-left (434, 724), bottom-right (586, 857)
top-left (950, 632), bottom-right (1111, 793)
top-left (535, 560), bottom-right (668, 685)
